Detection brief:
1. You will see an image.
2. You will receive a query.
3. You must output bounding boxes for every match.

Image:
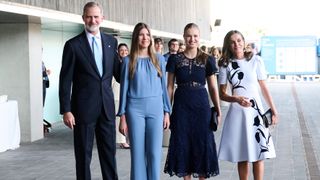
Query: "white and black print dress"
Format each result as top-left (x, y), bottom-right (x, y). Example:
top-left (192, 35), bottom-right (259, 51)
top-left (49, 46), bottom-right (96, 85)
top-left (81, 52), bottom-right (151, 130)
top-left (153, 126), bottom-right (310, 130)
top-left (218, 55), bottom-right (276, 163)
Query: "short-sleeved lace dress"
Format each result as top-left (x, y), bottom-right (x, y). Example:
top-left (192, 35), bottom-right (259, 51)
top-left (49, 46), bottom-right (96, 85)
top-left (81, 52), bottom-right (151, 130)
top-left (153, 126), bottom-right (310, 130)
top-left (164, 53), bottom-right (219, 178)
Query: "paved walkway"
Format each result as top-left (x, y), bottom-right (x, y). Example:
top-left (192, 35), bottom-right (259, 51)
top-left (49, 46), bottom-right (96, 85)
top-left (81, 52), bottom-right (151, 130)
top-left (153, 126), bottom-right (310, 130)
top-left (0, 82), bottom-right (319, 180)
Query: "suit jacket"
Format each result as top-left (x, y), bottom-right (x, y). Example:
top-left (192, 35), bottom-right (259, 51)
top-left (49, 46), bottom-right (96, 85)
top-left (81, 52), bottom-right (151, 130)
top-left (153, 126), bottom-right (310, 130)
top-left (59, 31), bottom-right (120, 124)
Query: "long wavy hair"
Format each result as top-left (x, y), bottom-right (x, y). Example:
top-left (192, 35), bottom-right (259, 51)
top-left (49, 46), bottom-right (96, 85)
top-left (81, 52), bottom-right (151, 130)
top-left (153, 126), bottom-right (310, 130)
top-left (129, 22), bottom-right (162, 79)
top-left (183, 23), bottom-right (209, 64)
top-left (218, 30), bottom-right (253, 67)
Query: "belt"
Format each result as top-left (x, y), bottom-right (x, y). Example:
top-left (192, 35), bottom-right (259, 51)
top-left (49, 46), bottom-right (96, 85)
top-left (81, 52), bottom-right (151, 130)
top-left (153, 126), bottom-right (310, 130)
top-left (177, 81), bottom-right (205, 89)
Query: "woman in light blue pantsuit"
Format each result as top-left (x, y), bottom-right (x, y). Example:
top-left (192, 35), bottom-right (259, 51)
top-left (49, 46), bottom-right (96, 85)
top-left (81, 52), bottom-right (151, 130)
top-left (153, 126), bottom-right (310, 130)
top-left (117, 22), bottom-right (171, 180)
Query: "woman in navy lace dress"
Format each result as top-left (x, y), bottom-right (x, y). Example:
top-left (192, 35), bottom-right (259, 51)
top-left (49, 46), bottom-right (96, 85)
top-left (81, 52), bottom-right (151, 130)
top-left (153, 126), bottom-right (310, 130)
top-left (164, 23), bottom-right (221, 179)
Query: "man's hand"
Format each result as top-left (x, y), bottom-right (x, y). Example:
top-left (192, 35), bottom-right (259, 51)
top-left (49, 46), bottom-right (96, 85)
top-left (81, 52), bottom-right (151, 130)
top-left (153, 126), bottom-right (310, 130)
top-left (63, 112), bottom-right (75, 129)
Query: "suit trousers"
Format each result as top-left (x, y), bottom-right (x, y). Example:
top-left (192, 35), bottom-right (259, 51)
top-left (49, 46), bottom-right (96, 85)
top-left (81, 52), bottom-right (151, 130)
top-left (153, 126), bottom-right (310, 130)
top-left (73, 107), bottom-right (118, 180)
top-left (126, 96), bottom-right (164, 180)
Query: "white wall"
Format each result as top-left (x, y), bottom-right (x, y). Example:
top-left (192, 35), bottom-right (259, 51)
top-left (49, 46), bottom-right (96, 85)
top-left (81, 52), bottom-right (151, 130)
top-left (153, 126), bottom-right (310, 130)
top-left (0, 18), bottom-right (43, 142)
top-left (42, 29), bottom-right (81, 123)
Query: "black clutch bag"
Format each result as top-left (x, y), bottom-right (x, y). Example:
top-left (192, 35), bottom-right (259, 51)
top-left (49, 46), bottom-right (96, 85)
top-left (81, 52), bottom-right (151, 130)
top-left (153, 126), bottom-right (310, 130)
top-left (210, 107), bottom-right (218, 131)
top-left (262, 108), bottom-right (273, 128)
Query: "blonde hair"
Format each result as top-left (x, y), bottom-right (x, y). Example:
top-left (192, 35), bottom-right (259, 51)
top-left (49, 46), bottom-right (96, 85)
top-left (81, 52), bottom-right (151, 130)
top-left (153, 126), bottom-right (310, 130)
top-left (129, 22), bottom-right (162, 79)
top-left (183, 23), bottom-right (209, 64)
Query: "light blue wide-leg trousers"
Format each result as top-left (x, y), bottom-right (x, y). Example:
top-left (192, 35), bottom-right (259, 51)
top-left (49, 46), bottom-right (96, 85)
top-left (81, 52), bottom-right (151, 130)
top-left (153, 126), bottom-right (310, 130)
top-left (126, 96), bottom-right (164, 180)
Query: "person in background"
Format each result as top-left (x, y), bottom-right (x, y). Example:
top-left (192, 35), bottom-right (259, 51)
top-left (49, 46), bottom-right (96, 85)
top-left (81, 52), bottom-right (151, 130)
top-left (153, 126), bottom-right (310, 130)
top-left (42, 61), bottom-right (52, 133)
top-left (59, 2), bottom-right (120, 179)
top-left (118, 22), bottom-right (171, 180)
top-left (210, 46), bottom-right (222, 60)
top-left (178, 42), bottom-right (186, 53)
top-left (163, 38), bottom-right (179, 61)
top-left (246, 42), bottom-right (260, 56)
top-left (154, 37), bottom-right (164, 54)
top-left (42, 61), bottom-right (51, 107)
top-left (118, 43), bottom-right (129, 60)
top-left (114, 43), bottom-right (130, 149)
top-left (164, 23), bottom-right (221, 180)
top-left (200, 45), bottom-right (208, 53)
top-left (218, 30), bottom-right (278, 180)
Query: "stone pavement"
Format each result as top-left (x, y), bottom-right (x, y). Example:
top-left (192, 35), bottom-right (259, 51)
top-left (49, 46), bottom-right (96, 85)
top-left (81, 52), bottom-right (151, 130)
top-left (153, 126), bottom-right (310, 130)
top-left (0, 82), bottom-right (319, 180)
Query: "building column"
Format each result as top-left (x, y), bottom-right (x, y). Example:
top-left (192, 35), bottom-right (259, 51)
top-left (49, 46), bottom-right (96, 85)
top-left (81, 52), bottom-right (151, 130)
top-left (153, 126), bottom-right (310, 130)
top-left (0, 14), bottom-right (43, 142)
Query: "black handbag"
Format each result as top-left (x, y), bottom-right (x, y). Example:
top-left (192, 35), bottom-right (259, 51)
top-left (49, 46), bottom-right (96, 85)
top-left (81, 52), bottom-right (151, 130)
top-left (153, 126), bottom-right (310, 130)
top-left (262, 108), bottom-right (273, 128)
top-left (210, 107), bottom-right (218, 131)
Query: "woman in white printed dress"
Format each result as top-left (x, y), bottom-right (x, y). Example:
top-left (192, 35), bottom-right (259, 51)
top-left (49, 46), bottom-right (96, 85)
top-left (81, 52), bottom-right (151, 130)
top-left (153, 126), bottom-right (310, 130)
top-left (217, 30), bottom-right (279, 180)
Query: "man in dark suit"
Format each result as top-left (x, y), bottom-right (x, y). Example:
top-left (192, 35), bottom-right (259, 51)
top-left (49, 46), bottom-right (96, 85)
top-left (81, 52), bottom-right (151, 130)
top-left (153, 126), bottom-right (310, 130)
top-left (163, 38), bottom-right (179, 62)
top-left (59, 2), bottom-right (120, 180)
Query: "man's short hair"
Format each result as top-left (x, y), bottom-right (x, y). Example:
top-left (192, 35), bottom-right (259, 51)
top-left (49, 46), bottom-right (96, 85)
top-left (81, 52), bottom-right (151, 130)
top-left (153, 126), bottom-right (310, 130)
top-left (83, 1), bottom-right (103, 16)
top-left (168, 38), bottom-right (178, 47)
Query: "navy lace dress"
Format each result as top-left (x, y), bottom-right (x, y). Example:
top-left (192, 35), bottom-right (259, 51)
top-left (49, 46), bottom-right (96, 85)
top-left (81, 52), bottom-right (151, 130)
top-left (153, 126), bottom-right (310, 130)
top-left (164, 53), bottom-right (219, 178)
